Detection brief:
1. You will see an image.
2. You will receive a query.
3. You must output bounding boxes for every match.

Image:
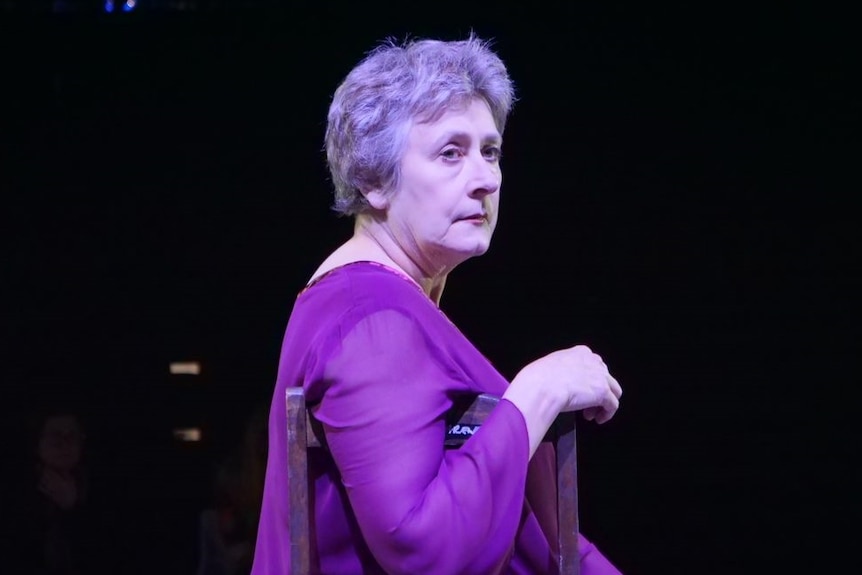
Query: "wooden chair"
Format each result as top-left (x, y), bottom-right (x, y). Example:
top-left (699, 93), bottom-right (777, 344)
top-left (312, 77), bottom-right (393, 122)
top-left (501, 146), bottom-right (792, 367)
top-left (285, 387), bottom-right (580, 574)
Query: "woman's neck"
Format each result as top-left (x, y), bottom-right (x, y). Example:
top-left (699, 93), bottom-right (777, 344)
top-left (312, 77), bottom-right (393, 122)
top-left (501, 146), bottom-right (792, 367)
top-left (353, 222), bottom-right (449, 305)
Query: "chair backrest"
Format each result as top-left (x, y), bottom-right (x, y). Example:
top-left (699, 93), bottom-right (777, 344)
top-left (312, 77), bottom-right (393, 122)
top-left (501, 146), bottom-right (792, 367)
top-left (285, 387), bottom-right (579, 574)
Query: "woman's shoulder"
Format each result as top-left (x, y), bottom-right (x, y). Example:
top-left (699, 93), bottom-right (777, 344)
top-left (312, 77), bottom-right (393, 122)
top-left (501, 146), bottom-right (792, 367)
top-left (303, 235), bottom-right (424, 298)
top-left (281, 262), bottom-right (453, 391)
top-left (293, 262), bottom-right (456, 359)
top-left (301, 261), bottom-right (426, 304)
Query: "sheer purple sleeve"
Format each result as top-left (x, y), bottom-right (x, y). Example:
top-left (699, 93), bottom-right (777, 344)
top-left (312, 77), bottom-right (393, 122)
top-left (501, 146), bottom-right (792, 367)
top-left (309, 309), bottom-right (531, 575)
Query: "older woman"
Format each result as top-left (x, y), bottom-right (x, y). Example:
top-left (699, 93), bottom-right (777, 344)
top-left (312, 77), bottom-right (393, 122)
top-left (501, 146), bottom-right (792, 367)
top-left (252, 35), bottom-right (623, 574)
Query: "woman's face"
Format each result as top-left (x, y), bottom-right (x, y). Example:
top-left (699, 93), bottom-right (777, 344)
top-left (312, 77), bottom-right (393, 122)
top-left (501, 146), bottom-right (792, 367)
top-left (384, 97), bottom-right (503, 273)
top-left (38, 415), bottom-right (84, 471)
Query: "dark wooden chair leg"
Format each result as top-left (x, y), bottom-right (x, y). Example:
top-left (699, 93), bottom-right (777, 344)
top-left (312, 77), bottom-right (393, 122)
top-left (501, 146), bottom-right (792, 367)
top-left (286, 387), bottom-right (311, 573)
top-left (555, 411), bottom-right (579, 575)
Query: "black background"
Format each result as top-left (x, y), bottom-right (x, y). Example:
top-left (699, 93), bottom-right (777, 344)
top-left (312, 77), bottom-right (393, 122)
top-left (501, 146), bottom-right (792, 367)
top-left (2, 1), bottom-right (857, 573)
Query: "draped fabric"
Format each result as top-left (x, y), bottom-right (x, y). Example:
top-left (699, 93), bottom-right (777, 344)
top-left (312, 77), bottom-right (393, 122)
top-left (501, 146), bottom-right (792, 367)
top-left (252, 262), bottom-right (621, 574)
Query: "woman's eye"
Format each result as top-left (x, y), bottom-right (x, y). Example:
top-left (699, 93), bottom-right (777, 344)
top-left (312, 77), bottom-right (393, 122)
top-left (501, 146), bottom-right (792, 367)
top-left (483, 146), bottom-right (502, 161)
top-left (440, 148), bottom-right (462, 160)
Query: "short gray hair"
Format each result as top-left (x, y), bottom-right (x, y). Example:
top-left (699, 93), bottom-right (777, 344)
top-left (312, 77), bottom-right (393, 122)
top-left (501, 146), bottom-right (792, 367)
top-left (325, 34), bottom-right (515, 216)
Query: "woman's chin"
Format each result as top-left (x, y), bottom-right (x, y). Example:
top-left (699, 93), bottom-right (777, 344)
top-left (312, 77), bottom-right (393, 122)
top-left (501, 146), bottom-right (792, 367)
top-left (451, 241), bottom-right (492, 263)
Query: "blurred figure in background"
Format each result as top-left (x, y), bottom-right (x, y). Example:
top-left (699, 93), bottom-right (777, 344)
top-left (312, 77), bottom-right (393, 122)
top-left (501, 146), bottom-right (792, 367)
top-left (196, 403), bottom-right (268, 575)
top-left (1, 402), bottom-right (115, 574)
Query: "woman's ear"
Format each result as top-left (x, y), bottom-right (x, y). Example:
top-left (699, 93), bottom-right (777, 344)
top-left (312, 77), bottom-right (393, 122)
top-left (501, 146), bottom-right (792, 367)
top-left (361, 188), bottom-right (390, 210)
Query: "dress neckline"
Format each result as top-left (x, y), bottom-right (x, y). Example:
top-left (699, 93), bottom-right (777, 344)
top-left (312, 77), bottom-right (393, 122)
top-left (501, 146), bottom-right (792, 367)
top-left (299, 260), bottom-right (426, 298)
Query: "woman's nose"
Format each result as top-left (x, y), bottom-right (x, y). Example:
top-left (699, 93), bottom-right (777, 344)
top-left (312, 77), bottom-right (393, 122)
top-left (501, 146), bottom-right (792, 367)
top-left (468, 154), bottom-right (501, 197)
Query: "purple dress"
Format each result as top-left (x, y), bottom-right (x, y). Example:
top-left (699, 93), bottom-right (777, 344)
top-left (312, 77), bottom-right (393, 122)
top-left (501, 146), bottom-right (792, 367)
top-left (252, 262), bottom-right (621, 574)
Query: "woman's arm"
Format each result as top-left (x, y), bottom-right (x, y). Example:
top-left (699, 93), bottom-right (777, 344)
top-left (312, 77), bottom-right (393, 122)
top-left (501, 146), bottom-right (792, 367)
top-left (311, 309), bottom-right (533, 575)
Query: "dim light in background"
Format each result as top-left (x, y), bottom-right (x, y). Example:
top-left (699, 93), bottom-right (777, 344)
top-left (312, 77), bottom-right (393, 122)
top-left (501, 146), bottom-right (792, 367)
top-left (169, 361), bottom-right (201, 375)
top-left (172, 427), bottom-right (202, 442)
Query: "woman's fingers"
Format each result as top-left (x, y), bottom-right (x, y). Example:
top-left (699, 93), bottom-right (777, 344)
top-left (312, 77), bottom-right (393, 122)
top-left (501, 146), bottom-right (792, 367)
top-left (607, 373), bottom-right (623, 399)
top-left (582, 406), bottom-right (600, 421)
top-left (582, 370), bottom-right (621, 424)
top-left (597, 391), bottom-right (619, 424)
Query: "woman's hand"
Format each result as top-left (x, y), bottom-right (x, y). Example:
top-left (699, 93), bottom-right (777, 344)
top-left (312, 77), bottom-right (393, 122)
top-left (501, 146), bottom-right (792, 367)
top-left (518, 344), bottom-right (622, 422)
top-left (503, 345), bottom-right (623, 457)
